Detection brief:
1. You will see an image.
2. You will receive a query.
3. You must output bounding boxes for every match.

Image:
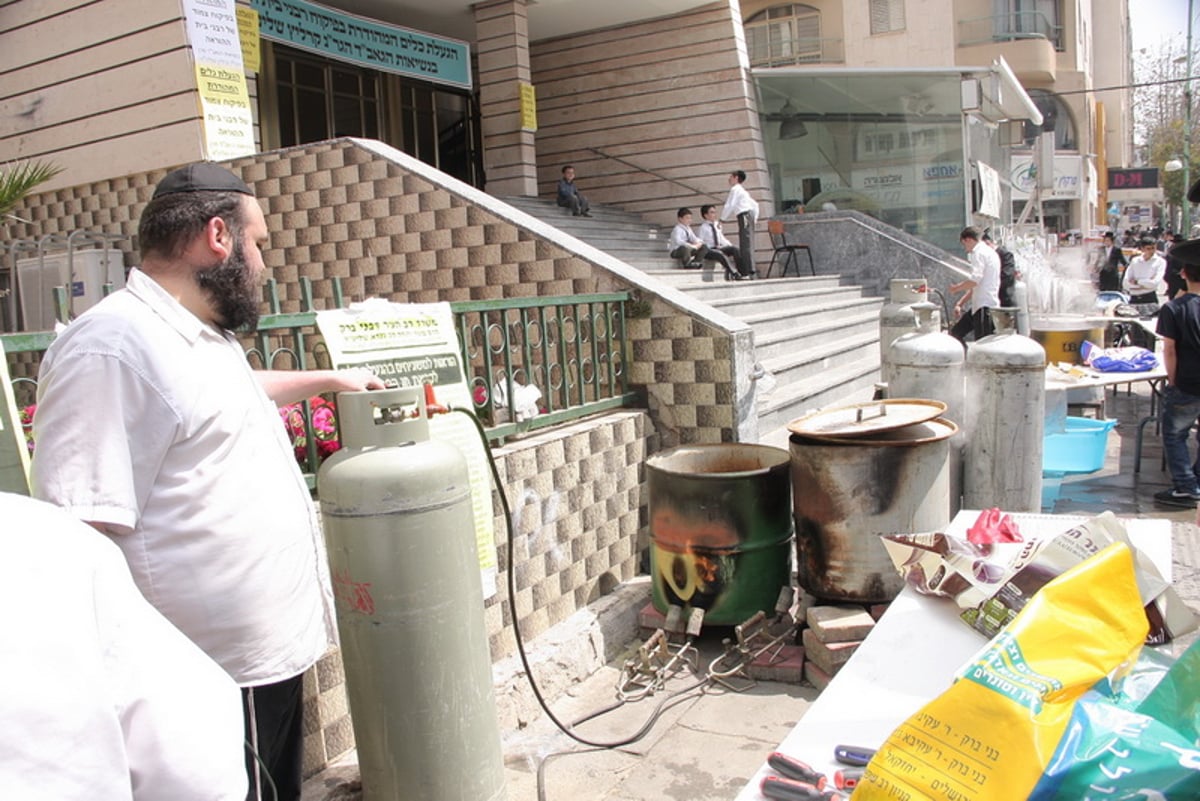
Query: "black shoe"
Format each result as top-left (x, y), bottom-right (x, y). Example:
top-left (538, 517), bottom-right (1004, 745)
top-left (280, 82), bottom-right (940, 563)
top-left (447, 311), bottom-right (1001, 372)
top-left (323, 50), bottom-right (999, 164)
top-left (1153, 488), bottom-right (1200, 507)
top-left (581, 211), bottom-right (593, 217)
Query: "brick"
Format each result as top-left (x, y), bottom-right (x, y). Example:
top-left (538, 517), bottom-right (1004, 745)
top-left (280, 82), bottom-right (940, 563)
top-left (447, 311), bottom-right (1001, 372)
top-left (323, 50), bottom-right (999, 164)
top-left (806, 605), bottom-right (876, 643)
top-left (746, 644), bottom-right (805, 683)
top-left (638, 600), bottom-right (667, 635)
top-left (803, 660), bottom-right (834, 692)
top-left (802, 627), bottom-right (862, 675)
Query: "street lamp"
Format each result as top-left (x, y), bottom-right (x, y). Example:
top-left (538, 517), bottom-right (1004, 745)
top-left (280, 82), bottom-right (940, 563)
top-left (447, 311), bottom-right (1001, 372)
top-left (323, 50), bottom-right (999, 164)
top-left (1167, 157), bottom-right (1185, 230)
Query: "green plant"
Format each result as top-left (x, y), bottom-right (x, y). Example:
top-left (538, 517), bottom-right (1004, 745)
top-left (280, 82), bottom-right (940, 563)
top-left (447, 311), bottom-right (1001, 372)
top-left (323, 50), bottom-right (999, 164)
top-left (0, 160), bottom-right (63, 221)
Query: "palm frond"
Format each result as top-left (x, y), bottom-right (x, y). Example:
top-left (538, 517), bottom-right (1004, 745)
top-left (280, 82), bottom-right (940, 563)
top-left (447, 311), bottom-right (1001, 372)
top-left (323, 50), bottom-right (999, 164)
top-left (0, 160), bottom-right (64, 219)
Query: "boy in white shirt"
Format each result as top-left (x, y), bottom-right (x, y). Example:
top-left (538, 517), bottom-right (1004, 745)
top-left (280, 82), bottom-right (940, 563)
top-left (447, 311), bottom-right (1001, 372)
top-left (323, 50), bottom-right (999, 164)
top-left (668, 207), bottom-right (708, 268)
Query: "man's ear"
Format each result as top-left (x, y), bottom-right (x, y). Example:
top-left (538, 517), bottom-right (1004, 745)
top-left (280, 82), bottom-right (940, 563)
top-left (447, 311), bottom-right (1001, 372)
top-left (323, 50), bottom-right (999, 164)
top-left (203, 216), bottom-right (234, 261)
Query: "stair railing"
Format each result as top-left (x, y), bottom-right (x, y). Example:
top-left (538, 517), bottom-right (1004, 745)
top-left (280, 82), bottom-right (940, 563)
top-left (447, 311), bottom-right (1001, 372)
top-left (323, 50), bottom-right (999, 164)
top-left (586, 147), bottom-right (722, 203)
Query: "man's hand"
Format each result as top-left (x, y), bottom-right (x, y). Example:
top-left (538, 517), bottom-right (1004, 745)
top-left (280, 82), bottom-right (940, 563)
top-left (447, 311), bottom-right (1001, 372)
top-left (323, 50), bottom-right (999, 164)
top-left (328, 367), bottom-right (386, 393)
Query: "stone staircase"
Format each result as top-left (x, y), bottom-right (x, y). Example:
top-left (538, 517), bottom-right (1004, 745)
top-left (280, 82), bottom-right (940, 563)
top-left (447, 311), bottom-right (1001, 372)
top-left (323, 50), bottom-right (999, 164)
top-left (501, 197), bottom-right (882, 441)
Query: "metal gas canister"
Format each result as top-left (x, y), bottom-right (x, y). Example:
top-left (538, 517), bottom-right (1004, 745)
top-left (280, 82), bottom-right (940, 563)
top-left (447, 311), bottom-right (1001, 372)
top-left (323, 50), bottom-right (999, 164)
top-left (318, 388), bottom-right (506, 801)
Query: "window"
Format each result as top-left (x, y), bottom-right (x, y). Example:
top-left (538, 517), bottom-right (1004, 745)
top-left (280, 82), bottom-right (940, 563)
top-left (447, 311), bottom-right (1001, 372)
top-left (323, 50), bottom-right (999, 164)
top-left (745, 5), bottom-right (823, 67)
top-left (869, 0), bottom-right (905, 35)
top-left (273, 46), bottom-right (382, 148)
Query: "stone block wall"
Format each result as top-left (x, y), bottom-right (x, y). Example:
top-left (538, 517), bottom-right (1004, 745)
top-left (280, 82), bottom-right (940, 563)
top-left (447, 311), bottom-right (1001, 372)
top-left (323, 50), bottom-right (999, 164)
top-left (5, 137), bottom-right (752, 773)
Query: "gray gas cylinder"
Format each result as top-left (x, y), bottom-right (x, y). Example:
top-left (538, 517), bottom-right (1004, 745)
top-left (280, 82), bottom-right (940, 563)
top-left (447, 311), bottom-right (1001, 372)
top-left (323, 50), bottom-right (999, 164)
top-left (963, 309), bottom-right (1046, 513)
top-left (879, 278), bottom-right (932, 363)
top-left (318, 388), bottom-right (506, 801)
top-left (884, 302), bottom-right (965, 424)
top-left (886, 303), bottom-right (966, 514)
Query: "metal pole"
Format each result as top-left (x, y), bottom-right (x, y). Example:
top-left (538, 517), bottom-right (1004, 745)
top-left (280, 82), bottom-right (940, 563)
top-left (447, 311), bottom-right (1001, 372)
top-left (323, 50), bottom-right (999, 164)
top-left (1185, 0), bottom-right (1194, 232)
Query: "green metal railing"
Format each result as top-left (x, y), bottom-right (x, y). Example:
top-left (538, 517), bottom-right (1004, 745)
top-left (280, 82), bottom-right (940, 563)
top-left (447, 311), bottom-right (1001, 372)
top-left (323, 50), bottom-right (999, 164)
top-left (2, 277), bottom-right (635, 483)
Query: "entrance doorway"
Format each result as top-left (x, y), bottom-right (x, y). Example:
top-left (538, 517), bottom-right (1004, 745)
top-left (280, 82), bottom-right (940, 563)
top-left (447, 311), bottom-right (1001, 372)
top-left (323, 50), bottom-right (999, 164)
top-left (264, 43), bottom-right (483, 187)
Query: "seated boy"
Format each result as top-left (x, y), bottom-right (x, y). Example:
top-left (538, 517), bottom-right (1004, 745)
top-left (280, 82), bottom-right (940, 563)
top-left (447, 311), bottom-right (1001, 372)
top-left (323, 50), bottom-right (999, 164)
top-left (668, 207), bottom-right (708, 268)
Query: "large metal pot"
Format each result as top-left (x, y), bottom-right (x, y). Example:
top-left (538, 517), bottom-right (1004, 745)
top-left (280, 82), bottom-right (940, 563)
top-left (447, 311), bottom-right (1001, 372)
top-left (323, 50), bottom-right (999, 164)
top-left (1030, 315), bottom-right (1105, 365)
top-left (788, 400), bottom-right (956, 603)
top-left (647, 444), bottom-right (793, 625)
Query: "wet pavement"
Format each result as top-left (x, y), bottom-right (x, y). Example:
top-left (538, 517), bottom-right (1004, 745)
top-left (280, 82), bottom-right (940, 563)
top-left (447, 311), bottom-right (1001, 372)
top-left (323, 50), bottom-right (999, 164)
top-left (301, 380), bottom-right (1200, 801)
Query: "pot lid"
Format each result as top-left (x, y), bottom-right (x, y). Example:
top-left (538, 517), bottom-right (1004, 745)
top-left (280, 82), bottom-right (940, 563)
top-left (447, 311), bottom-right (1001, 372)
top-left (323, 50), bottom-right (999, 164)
top-left (787, 398), bottom-right (948, 438)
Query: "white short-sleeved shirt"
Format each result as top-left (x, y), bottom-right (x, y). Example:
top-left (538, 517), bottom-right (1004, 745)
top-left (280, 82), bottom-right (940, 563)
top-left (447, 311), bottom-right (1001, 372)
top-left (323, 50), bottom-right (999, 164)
top-left (0, 493), bottom-right (247, 800)
top-left (722, 182), bottom-right (760, 223)
top-left (969, 244), bottom-right (1002, 310)
top-left (31, 268), bottom-right (336, 686)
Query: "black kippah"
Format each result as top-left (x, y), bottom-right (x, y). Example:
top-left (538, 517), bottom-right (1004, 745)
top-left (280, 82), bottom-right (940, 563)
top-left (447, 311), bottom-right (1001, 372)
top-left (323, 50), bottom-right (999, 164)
top-left (152, 162), bottom-right (253, 198)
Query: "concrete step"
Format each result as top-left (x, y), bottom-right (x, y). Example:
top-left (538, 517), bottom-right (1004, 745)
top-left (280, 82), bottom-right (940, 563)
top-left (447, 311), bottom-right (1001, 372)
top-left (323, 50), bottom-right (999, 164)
top-left (758, 327), bottom-right (880, 386)
top-left (756, 357), bottom-right (882, 435)
top-left (496, 193), bottom-right (884, 437)
top-left (713, 288), bottom-right (876, 322)
top-left (677, 274), bottom-right (843, 297)
top-left (752, 310), bottom-right (881, 362)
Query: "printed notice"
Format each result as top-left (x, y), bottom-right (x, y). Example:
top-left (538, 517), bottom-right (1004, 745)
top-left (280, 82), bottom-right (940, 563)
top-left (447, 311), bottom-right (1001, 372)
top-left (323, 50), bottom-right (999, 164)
top-left (183, 0), bottom-right (256, 160)
top-left (317, 301), bottom-right (498, 597)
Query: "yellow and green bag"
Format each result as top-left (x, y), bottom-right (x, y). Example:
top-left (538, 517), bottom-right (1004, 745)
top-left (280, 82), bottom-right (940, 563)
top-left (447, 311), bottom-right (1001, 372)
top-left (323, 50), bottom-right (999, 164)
top-left (853, 543), bottom-right (1200, 800)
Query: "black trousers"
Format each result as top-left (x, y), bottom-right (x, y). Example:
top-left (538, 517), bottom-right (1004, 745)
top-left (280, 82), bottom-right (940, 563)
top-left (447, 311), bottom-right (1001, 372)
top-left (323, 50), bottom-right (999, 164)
top-left (243, 673), bottom-right (305, 801)
top-left (949, 307), bottom-right (995, 343)
top-left (736, 211), bottom-right (755, 277)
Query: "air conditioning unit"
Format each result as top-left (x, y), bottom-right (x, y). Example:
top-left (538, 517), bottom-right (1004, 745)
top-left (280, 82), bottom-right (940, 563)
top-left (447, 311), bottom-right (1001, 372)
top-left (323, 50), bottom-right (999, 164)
top-left (17, 248), bottom-right (126, 331)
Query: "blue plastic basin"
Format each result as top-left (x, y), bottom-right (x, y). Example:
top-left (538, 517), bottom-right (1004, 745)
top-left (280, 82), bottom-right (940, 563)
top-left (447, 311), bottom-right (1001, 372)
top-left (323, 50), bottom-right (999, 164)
top-left (1043, 417), bottom-right (1118, 475)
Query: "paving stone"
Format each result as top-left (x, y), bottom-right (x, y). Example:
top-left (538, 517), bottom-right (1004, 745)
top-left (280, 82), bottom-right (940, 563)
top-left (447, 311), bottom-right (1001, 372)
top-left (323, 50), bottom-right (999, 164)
top-left (805, 605), bottom-right (876, 643)
top-left (801, 628), bottom-right (861, 675)
top-left (746, 644), bottom-right (805, 684)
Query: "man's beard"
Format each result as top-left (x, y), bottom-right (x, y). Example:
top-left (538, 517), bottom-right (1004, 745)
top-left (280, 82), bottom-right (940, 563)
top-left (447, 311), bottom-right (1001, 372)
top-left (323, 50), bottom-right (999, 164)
top-left (195, 236), bottom-right (260, 332)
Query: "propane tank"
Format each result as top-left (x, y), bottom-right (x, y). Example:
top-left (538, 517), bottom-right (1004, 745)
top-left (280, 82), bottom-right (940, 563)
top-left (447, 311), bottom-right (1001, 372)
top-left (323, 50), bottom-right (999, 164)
top-left (885, 303), bottom-right (965, 424)
top-left (318, 388), bottom-right (506, 801)
top-left (879, 278), bottom-right (933, 364)
top-left (963, 308), bottom-right (1046, 513)
top-left (886, 302), bottom-right (966, 514)
top-left (1012, 280), bottom-right (1030, 336)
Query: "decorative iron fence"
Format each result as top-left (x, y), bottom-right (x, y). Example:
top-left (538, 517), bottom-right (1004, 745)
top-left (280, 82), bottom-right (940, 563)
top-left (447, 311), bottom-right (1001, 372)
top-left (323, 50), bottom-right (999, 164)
top-left (1, 278), bottom-right (636, 485)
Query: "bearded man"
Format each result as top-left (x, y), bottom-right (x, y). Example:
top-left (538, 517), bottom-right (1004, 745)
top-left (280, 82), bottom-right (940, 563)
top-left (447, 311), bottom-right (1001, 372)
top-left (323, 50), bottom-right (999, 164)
top-left (31, 162), bottom-right (382, 801)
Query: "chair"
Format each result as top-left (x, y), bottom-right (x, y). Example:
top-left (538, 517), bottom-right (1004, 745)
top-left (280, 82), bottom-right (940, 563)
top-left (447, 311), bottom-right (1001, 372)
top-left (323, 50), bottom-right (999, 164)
top-left (765, 220), bottom-right (815, 277)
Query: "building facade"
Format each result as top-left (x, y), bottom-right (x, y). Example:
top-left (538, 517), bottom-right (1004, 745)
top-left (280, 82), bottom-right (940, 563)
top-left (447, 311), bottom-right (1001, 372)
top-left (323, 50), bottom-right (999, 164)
top-left (1, 0), bottom-right (1129, 242)
top-left (741, 0), bottom-right (1134, 238)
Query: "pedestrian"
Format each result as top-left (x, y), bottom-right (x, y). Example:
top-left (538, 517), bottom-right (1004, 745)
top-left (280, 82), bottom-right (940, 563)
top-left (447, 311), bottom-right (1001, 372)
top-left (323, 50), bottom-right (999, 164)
top-left (948, 226), bottom-right (1001, 343)
top-left (698, 203), bottom-right (751, 279)
top-left (1097, 231), bottom-right (1127, 293)
top-left (30, 161), bottom-right (384, 800)
top-left (1164, 232), bottom-right (1187, 300)
top-left (721, 169), bottom-right (759, 278)
top-left (667, 207), bottom-right (708, 269)
top-left (981, 229), bottom-right (1017, 306)
top-left (1154, 232), bottom-right (1200, 507)
top-left (556, 165), bottom-right (591, 217)
top-left (1123, 236), bottom-right (1167, 305)
top-left (0, 492), bottom-right (247, 801)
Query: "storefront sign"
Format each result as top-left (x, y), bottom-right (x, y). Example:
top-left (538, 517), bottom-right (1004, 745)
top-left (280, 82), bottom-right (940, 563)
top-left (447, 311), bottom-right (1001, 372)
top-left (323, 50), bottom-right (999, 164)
top-left (251, 0), bottom-right (471, 90)
top-left (1108, 168), bottom-right (1159, 190)
top-left (1010, 154), bottom-right (1084, 200)
top-left (183, 0), bottom-right (256, 161)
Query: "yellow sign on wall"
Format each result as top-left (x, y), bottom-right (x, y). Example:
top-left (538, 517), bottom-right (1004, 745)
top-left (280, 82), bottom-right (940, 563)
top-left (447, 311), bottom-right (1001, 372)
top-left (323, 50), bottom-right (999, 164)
top-left (520, 82), bottom-right (537, 132)
top-left (236, 7), bottom-right (261, 73)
